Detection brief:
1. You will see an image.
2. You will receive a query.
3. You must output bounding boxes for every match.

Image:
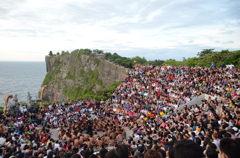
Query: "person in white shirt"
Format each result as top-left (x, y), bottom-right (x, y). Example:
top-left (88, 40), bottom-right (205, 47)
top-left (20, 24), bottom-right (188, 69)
top-left (226, 64), bottom-right (234, 69)
top-left (14, 122), bottom-right (19, 127)
top-left (212, 133), bottom-right (220, 148)
top-left (19, 106), bottom-right (24, 113)
top-left (23, 107), bottom-right (27, 113)
top-left (54, 140), bottom-right (61, 150)
top-left (0, 134), bottom-right (6, 145)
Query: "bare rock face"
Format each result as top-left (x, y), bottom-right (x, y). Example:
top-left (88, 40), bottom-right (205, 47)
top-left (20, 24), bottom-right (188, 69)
top-left (41, 52), bottom-right (127, 101)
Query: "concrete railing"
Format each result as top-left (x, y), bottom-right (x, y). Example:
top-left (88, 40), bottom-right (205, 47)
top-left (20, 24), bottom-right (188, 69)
top-left (175, 94), bottom-right (215, 112)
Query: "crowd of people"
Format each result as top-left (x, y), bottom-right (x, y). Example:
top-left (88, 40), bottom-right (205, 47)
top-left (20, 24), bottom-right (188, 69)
top-left (0, 64), bottom-right (240, 158)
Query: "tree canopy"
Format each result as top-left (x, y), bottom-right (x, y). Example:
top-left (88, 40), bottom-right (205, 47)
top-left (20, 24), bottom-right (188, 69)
top-left (197, 49), bottom-right (215, 57)
top-left (104, 52), bottom-right (134, 68)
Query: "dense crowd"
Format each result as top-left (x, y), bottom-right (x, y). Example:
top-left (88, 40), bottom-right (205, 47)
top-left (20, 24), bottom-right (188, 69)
top-left (0, 64), bottom-right (240, 158)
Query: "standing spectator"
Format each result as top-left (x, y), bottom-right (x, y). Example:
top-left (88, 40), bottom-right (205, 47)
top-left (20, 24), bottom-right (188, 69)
top-left (220, 62), bottom-right (226, 69)
top-left (211, 61), bottom-right (216, 69)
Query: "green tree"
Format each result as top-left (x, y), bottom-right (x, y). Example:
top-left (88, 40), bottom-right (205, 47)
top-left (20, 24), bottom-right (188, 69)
top-left (132, 56), bottom-right (147, 65)
top-left (105, 52), bottom-right (112, 59)
top-left (93, 49), bottom-right (104, 54)
top-left (104, 52), bottom-right (134, 68)
top-left (197, 49), bottom-right (215, 57)
top-left (49, 51), bottom-right (53, 56)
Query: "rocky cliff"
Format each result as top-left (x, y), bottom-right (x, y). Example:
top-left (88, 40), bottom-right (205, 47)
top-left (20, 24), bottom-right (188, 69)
top-left (41, 50), bottom-right (127, 101)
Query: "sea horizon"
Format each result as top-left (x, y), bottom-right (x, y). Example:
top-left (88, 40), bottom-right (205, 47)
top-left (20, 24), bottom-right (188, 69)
top-left (0, 61), bottom-right (46, 106)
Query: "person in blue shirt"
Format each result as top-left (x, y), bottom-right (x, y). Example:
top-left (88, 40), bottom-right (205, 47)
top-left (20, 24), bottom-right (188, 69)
top-left (146, 105), bottom-right (151, 110)
top-left (14, 128), bottom-right (21, 134)
top-left (125, 104), bottom-right (130, 109)
top-left (211, 61), bottom-right (216, 68)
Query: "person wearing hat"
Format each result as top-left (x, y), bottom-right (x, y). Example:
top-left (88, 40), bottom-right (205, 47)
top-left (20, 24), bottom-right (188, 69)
top-left (229, 127), bottom-right (239, 139)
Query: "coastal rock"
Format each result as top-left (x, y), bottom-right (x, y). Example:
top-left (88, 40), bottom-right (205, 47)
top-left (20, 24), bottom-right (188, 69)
top-left (42, 51), bottom-right (127, 101)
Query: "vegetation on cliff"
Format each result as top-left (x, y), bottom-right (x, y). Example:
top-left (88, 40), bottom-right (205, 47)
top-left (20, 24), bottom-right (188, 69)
top-left (105, 53), bottom-right (148, 68)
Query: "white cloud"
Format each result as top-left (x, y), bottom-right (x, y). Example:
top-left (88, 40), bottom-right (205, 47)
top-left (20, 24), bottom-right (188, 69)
top-left (0, 0), bottom-right (239, 61)
top-left (146, 9), bottom-right (162, 22)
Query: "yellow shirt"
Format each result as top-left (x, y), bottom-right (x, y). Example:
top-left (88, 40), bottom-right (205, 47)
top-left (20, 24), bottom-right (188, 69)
top-left (160, 112), bottom-right (165, 116)
top-left (143, 117), bottom-right (148, 121)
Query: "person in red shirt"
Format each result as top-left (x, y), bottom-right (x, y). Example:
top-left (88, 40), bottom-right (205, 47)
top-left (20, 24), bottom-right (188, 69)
top-left (41, 135), bottom-right (48, 143)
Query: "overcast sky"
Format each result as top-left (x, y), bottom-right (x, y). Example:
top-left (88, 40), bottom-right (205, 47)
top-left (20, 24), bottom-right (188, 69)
top-left (0, 0), bottom-right (239, 61)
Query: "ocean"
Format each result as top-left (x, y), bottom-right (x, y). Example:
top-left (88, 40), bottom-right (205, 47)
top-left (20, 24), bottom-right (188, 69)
top-left (0, 61), bottom-right (46, 107)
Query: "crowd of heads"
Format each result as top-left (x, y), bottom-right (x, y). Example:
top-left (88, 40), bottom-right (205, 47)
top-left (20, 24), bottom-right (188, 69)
top-left (0, 64), bottom-right (240, 158)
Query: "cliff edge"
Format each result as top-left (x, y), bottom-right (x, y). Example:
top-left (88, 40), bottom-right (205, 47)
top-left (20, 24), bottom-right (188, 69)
top-left (41, 50), bottom-right (127, 101)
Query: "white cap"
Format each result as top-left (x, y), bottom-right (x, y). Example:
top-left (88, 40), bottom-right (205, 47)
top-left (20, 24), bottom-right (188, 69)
top-left (232, 127), bottom-right (238, 132)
